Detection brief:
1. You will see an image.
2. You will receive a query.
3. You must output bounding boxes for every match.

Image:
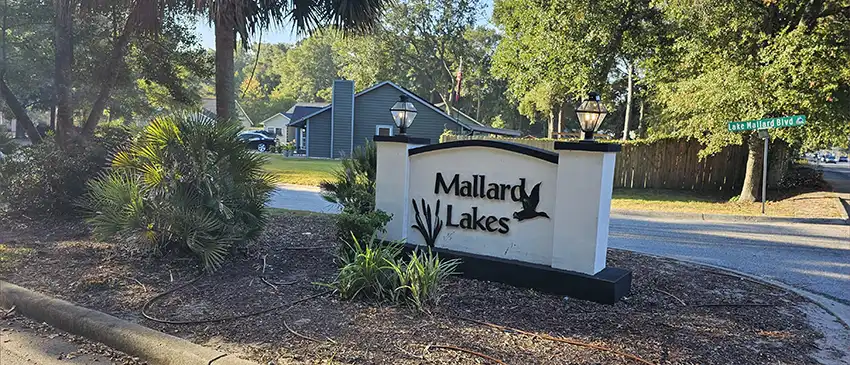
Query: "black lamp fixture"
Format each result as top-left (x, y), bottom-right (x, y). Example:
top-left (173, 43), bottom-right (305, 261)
top-left (575, 92), bottom-right (608, 141)
top-left (390, 95), bottom-right (418, 135)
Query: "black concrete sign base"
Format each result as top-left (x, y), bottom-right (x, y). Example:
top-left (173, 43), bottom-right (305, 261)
top-left (402, 244), bottom-right (632, 304)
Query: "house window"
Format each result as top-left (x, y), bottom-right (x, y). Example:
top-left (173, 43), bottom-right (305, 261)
top-left (376, 125), bottom-right (394, 137)
top-left (266, 127), bottom-right (275, 134)
top-left (275, 128), bottom-right (283, 136)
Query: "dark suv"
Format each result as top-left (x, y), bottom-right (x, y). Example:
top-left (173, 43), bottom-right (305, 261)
top-left (238, 131), bottom-right (276, 152)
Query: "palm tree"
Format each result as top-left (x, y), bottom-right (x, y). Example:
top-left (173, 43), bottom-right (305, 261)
top-left (69, 0), bottom-right (388, 141)
top-left (204, 0), bottom-right (388, 120)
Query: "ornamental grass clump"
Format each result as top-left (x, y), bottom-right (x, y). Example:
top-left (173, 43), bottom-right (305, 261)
top-left (84, 113), bottom-right (274, 271)
top-left (329, 234), bottom-right (461, 312)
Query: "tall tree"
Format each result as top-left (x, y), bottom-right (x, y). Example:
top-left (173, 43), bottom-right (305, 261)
top-left (205, 0), bottom-right (389, 120)
top-left (647, 0), bottom-right (850, 202)
top-left (492, 0), bottom-right (664, 137)
top-left (54, 0), bottom-right (73, 141)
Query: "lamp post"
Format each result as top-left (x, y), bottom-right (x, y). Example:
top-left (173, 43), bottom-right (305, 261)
top-left (575, 92), bottom-right (608, 141)
top-left (390, 95), bottom-right (418, 135)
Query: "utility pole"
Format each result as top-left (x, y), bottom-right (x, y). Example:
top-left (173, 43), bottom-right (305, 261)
top-left (622, 61), bottom-right (633, 141)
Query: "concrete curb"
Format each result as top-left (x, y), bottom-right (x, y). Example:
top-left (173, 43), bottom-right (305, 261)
top-left (0, 281), bottom-right (258, 365)
top-left (615, 249), bottom-right (850, 330)
top-left (612, 209), bottom-right (850, 226)
top-left (835, 197), bottom-right (850, 222)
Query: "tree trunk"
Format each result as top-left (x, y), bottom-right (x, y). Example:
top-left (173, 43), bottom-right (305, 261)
top-left (637, 98), bottom-right (645, 138)
top-left (739, 133), bottom-right (763, 202)
top-left (82, 5), bottom-right (138, 135)
top-left (0, 78), bottom-right (41, 143)
top-left (54, 0), bottom-right (73, 143)
top-left (622, 62), bottom-right (633, 141)
top-left (547, 110), bottom-right (554, 139)
top-left (215, 13), bottom-right (235, 121)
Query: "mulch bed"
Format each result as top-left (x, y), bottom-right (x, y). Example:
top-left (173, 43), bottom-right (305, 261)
top-left (0, 213), bottom-right (822, 365)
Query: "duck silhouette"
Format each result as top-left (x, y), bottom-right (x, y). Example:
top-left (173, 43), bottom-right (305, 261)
top-left (513, 182), bottom-right (550, 221)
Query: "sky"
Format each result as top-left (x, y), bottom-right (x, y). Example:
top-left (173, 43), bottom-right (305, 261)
top-left (193, 1), bottom-right (495, 49)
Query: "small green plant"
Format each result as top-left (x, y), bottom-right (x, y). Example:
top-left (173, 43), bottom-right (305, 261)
top-left (388, 248), bottom-right (461, 311)
top-left (84, 113), bottom-right (274, 271)
top-left (320, 140), bottom-right (377, 214)
top-left (335, 209), bottom-right (392, 259)
top-left (333, 235), bottom-right (403, 301)
top-left (327, 234), bottom-right (461, 312)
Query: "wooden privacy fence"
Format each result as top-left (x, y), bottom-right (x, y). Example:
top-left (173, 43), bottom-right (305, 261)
top-left (441, 134), bottom-right (749, 192)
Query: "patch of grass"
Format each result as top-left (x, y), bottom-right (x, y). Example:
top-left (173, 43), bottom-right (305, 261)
top-left (0, 244), bottom-right (33, 271)
top-left (263, 156), bottom-right (341, 186)
top-left (611, 188), bottom-right (841, 218)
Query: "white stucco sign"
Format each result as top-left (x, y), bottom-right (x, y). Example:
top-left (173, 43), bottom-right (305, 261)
top-left (407, 146), bottom-right (557, 267)
top-left (375, 137), bottom-right (624, 279)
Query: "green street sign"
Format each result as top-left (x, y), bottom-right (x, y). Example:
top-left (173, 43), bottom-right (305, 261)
top-left (728, 115), bottom-right (806, 132)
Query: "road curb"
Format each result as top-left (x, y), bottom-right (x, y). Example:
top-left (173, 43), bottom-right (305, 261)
top-left (0, 281), bottom-right (258, 365)
top-left (615, 249), bottom-right (850, 330)
top-left (612, 209), bottom-right (850, 226)
top-left (835, 197), bottom-right (850, 222)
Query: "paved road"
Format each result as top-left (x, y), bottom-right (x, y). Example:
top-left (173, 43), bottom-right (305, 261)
top-left (608, 215), bottom-right (850, 304)
top-left (819, 162), bottom-right (850, 197)
top-left (268, 184), bottom-right (341, 213)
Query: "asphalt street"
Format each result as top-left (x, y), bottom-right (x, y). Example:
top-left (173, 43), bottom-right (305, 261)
top-left (608, 215), bottom-right (850, 304)
top-left (819, 161), bottom-right (850, 198)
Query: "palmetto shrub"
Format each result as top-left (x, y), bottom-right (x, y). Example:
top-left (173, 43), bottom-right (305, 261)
top-left (84, 113), bottom-right (274, 271)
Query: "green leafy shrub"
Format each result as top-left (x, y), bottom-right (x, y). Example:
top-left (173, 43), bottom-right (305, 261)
top-left (334, 235), bottom-right (403, 301)
top-left (335, 209), bottom-right (392, 259)
top-left (329, 235), bottom-right (460, 312)
top-left (320, 140), bottom-right (377, 214)
top-left (0, 126), bottom-right (133, 217)
top-left (388, 249), bottom-right (461, 311)
top-left (84, 113), bottom-right (274, 271)
top-left (0, 130), bottom-right (16, 155)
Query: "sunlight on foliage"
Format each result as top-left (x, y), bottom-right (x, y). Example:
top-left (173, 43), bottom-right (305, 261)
top-left (84, 113), bottom-right (274, 271)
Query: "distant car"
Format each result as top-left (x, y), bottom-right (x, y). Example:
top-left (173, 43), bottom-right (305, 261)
top-left (823, 154), bottom-right (837, 163)
top-left (840, 156), bottom-right (848, 163)
top-left (238, 131), bottom-right (276, 152)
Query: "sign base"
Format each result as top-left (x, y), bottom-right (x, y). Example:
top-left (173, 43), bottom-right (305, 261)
top-left (402, 244), bottom-right (632, 304)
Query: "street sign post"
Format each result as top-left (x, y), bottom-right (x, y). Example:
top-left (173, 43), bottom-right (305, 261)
top-left (757, 130), bottom-right (770, 214)
top-left (727, 115), bottom-right (806, 132)
top-left (728, 115), bottom-right (807, 215)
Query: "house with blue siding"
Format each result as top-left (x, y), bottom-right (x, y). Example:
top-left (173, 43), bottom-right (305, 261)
top-left (288, 80), bottom-right (519, 158)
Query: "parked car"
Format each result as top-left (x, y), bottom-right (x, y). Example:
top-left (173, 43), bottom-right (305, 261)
top-left (821, 154), bottom-right (837, 163)
top-left (238, 131), bottom-right (276, 152)
top-left (840, 156), bottom-right (848, 163)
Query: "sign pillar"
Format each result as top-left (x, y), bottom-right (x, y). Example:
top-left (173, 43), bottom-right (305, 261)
top-left (552, 142), bottom-right (621, 275)
top-left (374, 135), bottom-right (431, 242)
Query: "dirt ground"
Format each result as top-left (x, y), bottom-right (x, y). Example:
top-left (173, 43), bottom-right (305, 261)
top-left (0, 213), bottom-right (826, 365)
